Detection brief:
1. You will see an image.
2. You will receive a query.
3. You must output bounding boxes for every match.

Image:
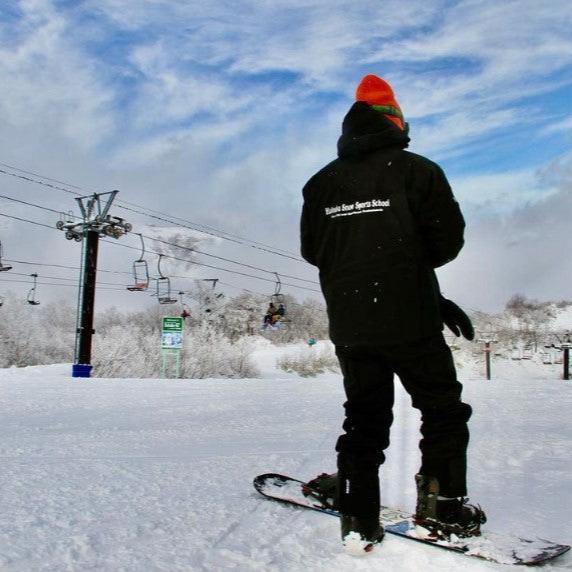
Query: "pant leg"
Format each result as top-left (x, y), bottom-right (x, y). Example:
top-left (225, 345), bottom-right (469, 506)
top-left (387, 335), bottom-right (472, 497)
top-left (334, 345), bottom-right (394, 516)
top-left (335, 345), bottom-right (395, 461)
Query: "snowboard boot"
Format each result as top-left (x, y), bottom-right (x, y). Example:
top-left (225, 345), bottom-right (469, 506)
top-left (341, 514), bottom-right (385, 555)
top-left (302, 472), bottom-right (339, 510)
top-left (414, 474), bottom-right (487, 540)
top-left (338, 454), bottom-right (384, 554)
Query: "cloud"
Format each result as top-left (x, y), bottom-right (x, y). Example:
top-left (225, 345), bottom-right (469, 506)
top-left (3, 0), bottom-right (572, 165)
top-left (411, 108), bottom-right (521, 159)
top-left (372, 1), bottom-right (572, 84)
top-left (368, 0), bottom-right (572, 161)
top-left (87, 0), bottom-right (441, 84)
top-left (438, 155), bottom-right (572, 311)
top-left (0, 0), bottom-right (116, 149)
top-left (542, 116), bottom-right (572, 135)
top-left (450, 168), bottom-right (558, 216)
top-left (127, 41), bottom-right (258, 128)
top-left (1, 0), bottom-right (571, 311)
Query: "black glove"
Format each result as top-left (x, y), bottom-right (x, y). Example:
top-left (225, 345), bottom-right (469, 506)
top-left (440, 294), bottom-right (475, 341)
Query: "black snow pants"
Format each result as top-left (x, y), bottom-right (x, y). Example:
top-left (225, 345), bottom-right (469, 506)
top-left (335, 333), bottom-right (472, 512)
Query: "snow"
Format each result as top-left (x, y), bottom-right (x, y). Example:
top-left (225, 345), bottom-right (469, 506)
top-left (553, 306), bottom-right (572, 332)
top-left (342, 532), bottom-right (374, 556)
top-left (0, 343), bottom-right (571, 571)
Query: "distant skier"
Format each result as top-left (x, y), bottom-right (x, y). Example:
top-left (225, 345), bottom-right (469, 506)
top-left (300, 74), bottom-right (485, 553)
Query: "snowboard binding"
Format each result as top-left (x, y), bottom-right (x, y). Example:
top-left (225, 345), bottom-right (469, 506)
top-left (301, 472), bottom-right (339, 511)
top-left (414, 474), bottom-right (487, 540)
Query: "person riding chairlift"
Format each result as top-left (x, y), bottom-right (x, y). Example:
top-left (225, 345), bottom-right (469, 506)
top-left (263, 302), bottom-right (281, 328)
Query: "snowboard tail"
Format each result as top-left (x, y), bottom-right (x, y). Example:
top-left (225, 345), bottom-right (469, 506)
top-left (253, 473), bottom-right (570, 566)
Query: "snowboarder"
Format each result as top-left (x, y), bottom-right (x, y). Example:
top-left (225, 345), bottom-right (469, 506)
top-left (300, 74), bottom-right (485, 552)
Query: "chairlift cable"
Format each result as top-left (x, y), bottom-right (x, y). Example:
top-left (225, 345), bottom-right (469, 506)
top-left (0, 162), bottom-right (304, 260)
top-left (0, 210), bottom-right (321, 293)
top-left (4, 256), bottom-right (322, 299)
top-left (105, 238), bottom-right (321, 293)
top-left (0, 167), bottom-right (81, 197)
top-left (0, 162), bottom-right (85, 194)
top-left (0, 193), bottom-right (80, 217)
top-left (0, 160), bottom-right (299, 257)
top-left (0, 211), bottom-right (56, 230)
top-left (0, 261), bottom-right (323, 313)
top-left (7, 270), bottom-right (131, 288)
top-left (0, 276), bottom-right (127, 292)
top-left (124, 205), bottom-right (300, 258)
top-left (0, 193), bottom-right (319, 286)
top-left (216, 280), bottom-right (316, 312)
top-left (114, 202), bottom-right (303, 261)
top-left (142, 234), bottom-right (318, 284)
top-left (4, 258), bottom-right (133, 277)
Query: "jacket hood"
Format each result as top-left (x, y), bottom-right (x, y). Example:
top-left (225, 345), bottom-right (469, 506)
top-left (337, 101), bottom-right (410, 159)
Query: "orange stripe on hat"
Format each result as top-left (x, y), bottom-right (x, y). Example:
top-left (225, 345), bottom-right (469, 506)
top-left (356, 74), bottom-right (405, 130)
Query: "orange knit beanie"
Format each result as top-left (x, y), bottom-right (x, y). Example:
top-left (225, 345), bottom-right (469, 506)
top-left (355, 74), bottom-right (405, 130)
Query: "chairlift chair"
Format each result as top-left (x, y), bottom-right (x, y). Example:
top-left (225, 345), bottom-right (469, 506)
top-left (155, 254), bottom-right (177, 304)
top-left (179, 291), bottom-right (191, 319)
top-left (201, 279), bottom-right (223, 314)
top-left (27, 273), bottom-right (40, 306)
top-left (127, 260), bottom-right (149, 291)
top-left (126, 234), bottom-right (150, 291)
top-left (157, 277), bottom-right (177, 304)
top-left (271, 273), bottom-right (289, 322)
top-left (262, 273), bottom-right (289, 330)
top-left (268, 273), bottom-right (283, 310)
top-left (0, 241), bottom-right (12, 272)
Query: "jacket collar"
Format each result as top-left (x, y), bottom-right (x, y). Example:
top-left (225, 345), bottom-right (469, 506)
top-left (337, 101), bottom-right (410, 159)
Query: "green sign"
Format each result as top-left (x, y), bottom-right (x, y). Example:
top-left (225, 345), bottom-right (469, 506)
top-left (162, 316), bottom-right (184, 350)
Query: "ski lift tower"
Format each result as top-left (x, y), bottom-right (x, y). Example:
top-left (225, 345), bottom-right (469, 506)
top-left (56, 191), bottom-right (131, 378)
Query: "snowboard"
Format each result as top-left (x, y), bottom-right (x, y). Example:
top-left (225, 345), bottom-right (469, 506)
top-left (253, 473), bottom-right (570, 565)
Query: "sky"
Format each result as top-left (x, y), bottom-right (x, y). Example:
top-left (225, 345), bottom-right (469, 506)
top-left (0, 0), bottom-right (571, 313)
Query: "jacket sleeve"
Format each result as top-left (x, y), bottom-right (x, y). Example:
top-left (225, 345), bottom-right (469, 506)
top-left (414, 164), bottom-right (465, 268)
top-left (300, 184), bottom-right (317, 266)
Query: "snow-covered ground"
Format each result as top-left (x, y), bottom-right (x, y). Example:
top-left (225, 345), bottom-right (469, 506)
top-left (0, 342), bottom-right (570, 571)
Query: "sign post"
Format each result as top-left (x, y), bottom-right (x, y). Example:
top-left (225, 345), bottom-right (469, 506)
top-left (161, 316), bottom-right (184, 378)
top-left (546, 332), bottom-right (571, 381)
top-left (477, 333), bottom-right (497, 381)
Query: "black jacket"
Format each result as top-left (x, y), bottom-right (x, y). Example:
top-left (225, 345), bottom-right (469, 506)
top-left (300, 102), bottom-right (465, 346)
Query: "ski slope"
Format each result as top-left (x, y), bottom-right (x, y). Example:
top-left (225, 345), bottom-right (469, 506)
top-left (0, 342), bottom-right (570, 571)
